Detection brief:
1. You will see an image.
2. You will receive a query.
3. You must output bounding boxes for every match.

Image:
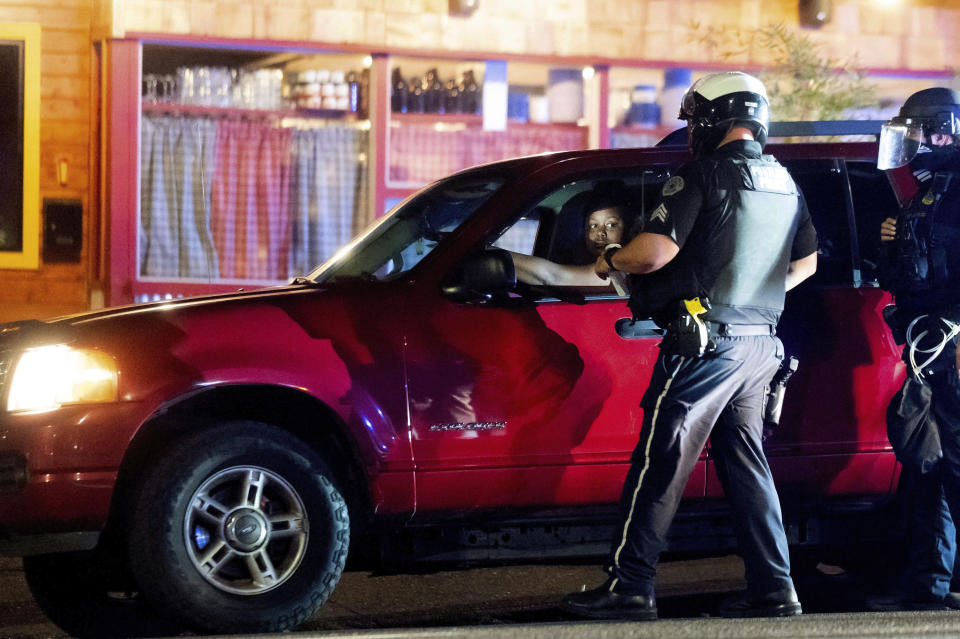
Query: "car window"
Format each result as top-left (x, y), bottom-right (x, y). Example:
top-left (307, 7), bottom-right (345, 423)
top-left (492, 212), bottom-right (540, 254)
top-left (310, 175), bottom-right (505, 283)
top-left (783, 158), bottom-right (854, 286)
top-left (847, 161), bottom-right (900, 286)
top-left (488, 168), bottom-right (672, 297)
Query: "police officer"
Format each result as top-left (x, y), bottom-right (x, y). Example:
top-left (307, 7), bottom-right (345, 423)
top-left (560, 71), bottom-right (818, 620)
top-left (872, 87), bottom-right (960, 611)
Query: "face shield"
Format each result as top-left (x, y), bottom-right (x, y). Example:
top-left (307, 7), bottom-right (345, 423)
top-left (877, 119), bottom-right (925, 170)
top-left (878, 111), bottom-right (960, 170)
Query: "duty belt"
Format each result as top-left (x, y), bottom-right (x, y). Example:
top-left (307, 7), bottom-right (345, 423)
top-left (708, 322), bottom-right (776, 337)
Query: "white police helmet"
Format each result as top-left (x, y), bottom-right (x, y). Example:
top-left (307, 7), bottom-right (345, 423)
top-left (679, 71), bottom-right (770, 156)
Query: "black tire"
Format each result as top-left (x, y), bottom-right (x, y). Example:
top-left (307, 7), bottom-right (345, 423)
top-left (23, 549), bottom-right (180, 638)
top-left (128, 421), bottom-right (349, 634)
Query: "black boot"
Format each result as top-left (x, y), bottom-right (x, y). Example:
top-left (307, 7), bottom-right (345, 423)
top-left (719, 588), bottom-right (802, 617)
top-left (561, 580), bottom-right (657, 620)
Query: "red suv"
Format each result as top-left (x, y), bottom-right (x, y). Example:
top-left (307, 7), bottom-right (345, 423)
top-left (0, 124), bottom-right (908, 635)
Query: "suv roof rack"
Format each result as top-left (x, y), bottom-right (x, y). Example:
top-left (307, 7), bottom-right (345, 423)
top-left (656, 120), bottom-right (885, 147)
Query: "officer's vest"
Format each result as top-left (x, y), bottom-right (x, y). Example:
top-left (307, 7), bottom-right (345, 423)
top-left (885, 171), bottom-right (959, 299)
top-left (628, 154), bottom-right (801, 326)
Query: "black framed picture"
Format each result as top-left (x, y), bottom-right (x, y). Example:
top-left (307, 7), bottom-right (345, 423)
top-left (0, 39), bottom-right (25, 253)
top-left (0, 23), bottom-right (39, 269)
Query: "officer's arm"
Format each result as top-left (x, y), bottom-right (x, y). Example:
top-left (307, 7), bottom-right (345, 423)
top-left (785, 251), bottom-right (817, 291)
top-left (601, 233), bottom-right (679, 275)
top-left (595, 166), bottom-right (697, 278)
top-left (511, 252), bottom-right (608, 287)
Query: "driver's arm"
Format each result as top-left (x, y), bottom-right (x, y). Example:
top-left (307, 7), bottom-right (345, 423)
top-left (511, 252), bottom-right (609, 287)
top-left (596, 168), bottom-right (700, 279)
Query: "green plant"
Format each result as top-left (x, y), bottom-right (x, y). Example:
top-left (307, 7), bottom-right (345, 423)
top-left (691, 22), bottom-right (877, 121)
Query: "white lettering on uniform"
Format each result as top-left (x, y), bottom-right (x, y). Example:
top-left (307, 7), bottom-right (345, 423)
top-left (749, 164), bottom-right (793, 194)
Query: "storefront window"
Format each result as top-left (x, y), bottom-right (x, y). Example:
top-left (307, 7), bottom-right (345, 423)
top-left (137, 45), bottom-right (371, 288)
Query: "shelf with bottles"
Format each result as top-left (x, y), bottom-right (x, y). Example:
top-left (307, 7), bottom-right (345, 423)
top-left (141, 45), bottom-right (372, 119)
top-left (389, 58), bottom-right (483, 117)
top-left (387, 59), bottom-right (592, 190)
top-left (389, 59), bottom-right (596, 126)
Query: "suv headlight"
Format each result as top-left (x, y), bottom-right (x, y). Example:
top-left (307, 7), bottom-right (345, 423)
top-left (6, 345), bottom-right (118, 413)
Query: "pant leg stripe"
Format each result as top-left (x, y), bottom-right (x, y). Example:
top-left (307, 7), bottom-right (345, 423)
top-left (610, 356), bottom-right (686, 590)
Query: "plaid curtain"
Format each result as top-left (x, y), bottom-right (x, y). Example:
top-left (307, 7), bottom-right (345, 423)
top-left (389, 123), bottom-right (587, 185)
top-left (610, 129), bottom-right (663, 149)
top-left (140, 115), bottom-right (219, 278)
top-left (210, 120), bottom-right (293, 280)
top-left (139, 115), bottom-right (369, 283)
top-left (290, 126), bottom-right (370, 276)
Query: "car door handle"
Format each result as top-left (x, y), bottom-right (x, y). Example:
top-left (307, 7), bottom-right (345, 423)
top-left (615, 317), bottom-right (664, 339)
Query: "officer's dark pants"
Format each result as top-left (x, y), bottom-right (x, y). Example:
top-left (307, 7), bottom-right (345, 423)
top-left (605, 334), bottom-right (794, 599)
top-left (902, 338), bottom-right (960, 599)
top-left (902, 468), bottom-right (959, 598)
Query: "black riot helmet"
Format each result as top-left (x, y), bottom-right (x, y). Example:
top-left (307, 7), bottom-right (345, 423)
top-left (878, 87), bottom-right (960, 169)
top-left (678, 71), bottom-right (770, 156)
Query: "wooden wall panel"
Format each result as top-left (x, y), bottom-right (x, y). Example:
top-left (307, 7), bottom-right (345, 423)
top-left (0, 0), bottom-right (94, 323)
top-left (0, 4), bottom-right (90, 28)
top-left (112, 0), bottom-right (960, 71)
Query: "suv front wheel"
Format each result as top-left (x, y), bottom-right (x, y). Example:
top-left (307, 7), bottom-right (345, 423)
top-left (128, 421), bottom-right (349, 634)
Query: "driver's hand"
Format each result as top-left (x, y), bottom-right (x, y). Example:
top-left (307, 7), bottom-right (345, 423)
top-left (594, 254), bottom-right (611, 280)
top-left (880, 217), bottom-right (897, 242)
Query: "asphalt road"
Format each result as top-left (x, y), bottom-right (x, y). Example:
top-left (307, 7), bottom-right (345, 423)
top-left (5, 552), bottom-right (960, 638)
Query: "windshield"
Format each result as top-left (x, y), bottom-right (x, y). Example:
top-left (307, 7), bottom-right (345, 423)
top-left (307, 174), bottom-right (505, 283)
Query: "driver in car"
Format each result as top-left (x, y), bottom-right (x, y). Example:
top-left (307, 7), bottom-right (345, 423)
top-left (511, 186), bottom-right (636, 288)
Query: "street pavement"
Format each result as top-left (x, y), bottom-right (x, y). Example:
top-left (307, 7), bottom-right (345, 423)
top-left (5, 553), bottom-right (960, 638)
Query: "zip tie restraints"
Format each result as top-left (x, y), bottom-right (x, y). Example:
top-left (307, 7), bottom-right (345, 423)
top-left (905, 314), bottom-right (960, 380)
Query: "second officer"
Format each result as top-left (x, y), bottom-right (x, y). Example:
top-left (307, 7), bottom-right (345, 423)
top-left (872, 87), bottom-right (960, 611)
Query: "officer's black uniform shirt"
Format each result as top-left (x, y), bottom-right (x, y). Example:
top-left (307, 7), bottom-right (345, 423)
top-left (884, 151), bottom-right (960, 317)
top-left (643, 139), bottom-right (818, 325)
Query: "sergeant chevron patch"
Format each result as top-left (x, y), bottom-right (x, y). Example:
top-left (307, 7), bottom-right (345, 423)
top-left (649, 203), bottom-right (668, 223)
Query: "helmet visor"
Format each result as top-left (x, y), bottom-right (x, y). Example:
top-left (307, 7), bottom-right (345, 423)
top-left (878, 120), bottom-right (924, 169)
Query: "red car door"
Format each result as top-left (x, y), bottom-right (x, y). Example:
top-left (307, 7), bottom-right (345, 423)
top-left (405, 166), bottom-right (708, 514)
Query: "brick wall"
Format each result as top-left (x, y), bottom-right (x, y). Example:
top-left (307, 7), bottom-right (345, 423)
top-left (108, 0), bottom-right (960, 71)
top-left (0, 0), bottom-right (93, 323)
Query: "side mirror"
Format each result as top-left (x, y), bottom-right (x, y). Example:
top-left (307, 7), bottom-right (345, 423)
top-left (442, 249), bottom-right (517, 303)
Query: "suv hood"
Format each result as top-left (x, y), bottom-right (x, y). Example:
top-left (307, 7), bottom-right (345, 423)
top-left (0, 283), bottom-right (325, 347)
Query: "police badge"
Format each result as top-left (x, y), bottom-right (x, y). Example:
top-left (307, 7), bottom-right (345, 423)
top-left (662, 176), bottom-right (685, 197)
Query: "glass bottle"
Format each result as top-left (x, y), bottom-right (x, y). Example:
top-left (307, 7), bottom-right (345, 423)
top-left (346, 70), bottom-right (359, 113)
top-left (358, 68), bottom-right (370, 119)
top-left (391, 67), bottom-right (407, 113)
top-left (444, 78), bottom-right (461, 114)
top-left (406, 76), bottom-right (423, 114)
top-left (424, 68), bottom-right (443, 113)
top-left (460, 69), bottom-right (481, 114)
